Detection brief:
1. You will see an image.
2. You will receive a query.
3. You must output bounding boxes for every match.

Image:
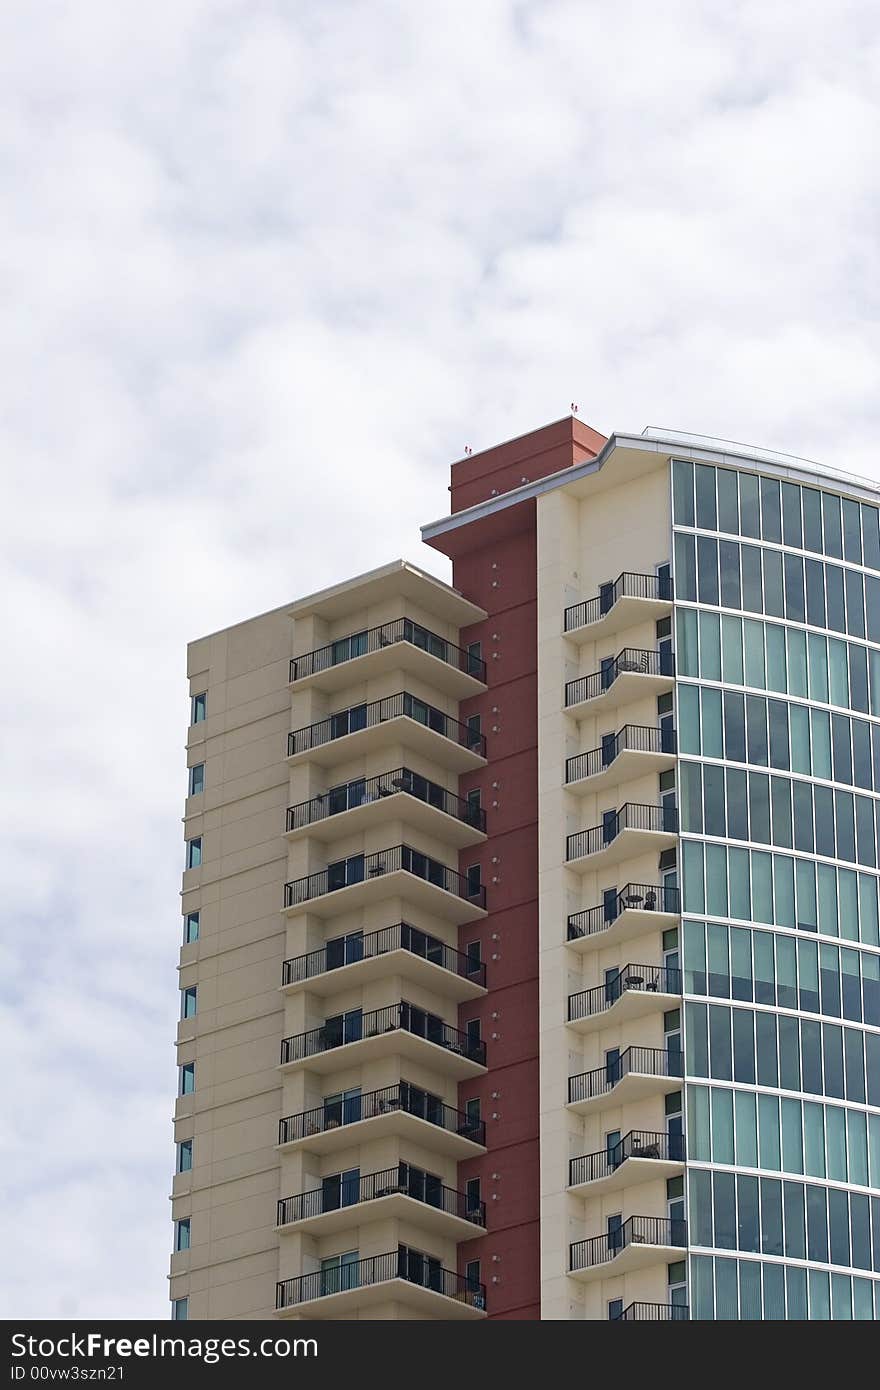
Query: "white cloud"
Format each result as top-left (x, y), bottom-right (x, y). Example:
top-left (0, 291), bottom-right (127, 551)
top-left (2, 0), bottom-right (878, 1317)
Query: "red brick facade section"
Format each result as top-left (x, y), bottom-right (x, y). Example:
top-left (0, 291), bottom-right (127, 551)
top-left (426, 417), bottom-right (607, 1319)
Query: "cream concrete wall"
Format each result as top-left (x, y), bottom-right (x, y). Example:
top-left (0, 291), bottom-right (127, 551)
top-left (537, 463), bottom-right (678, 1320)
top-left (171, 572), bottom-right (487, 1321)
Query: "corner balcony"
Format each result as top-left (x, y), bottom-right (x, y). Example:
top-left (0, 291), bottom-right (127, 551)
top-left (565, 725), bottom-right (676, 795)
top-left (613, 1301), bottom-right (689, 1321)
top-left (564, 572), bottom-right (673, 644)
top-left (567, 1046), bottom-right (682, 1115)
top-left (565, 648), bottom-right (675, 715)
top-left (279, 1002), bottom-right (487, 1080)
top-left (282, 922), bottom-right (486, 1003)
top-left (287, 691), bottom-right (486, 774)
top-left (283, 844), bottom-right (487, 925)
top-left (567, 963), bottom-right (682, 1035)
top-left (278, 1083), bottom-right (486, 1159)
top-left (285, 767), bottom-right (487, 851)
top-left (566, 803), bottom-right (678, 871)
top-left (289, 617), bottom-right (487, 699)
top-left (569, 1131), bottom-right (685, 1197)
top-left (276, 1251), bottom-right (487, 1319)
top-left (277, 1166), bottom-right (486, 1241)
top-left (567, 884), bottom-right (680, 956)
top-left (569, 1215), bottom-right (687, 1283)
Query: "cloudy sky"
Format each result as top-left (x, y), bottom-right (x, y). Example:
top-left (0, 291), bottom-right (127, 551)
top-left (2, 0), bottom-right (878, 1319)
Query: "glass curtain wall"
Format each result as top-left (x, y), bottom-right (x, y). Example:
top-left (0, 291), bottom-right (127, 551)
top-left (672, 459), bottom-right (880, 1319)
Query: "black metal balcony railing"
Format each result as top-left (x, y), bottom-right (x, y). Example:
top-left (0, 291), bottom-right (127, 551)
top-left (283, 844), bottom-right (487, 912)
top-left (566, 803), bottom-right (678, 863)
top-left (276, 1251), bottom-right (487, 1312)
top-left (286, 767), bottom-right (486, 835)
top-left (288, 691), bottom-right (487, 760)
top-left (570, 1216), bottom-right (687, 1273)
top-left (280, 1002), bottom-right (487, 1068)
top-left (564, 572), bottom-right (673, 634)
top-left (290, 618), bottom-right (487, 685)
top-left (565, 725), bottom-right (676, 785)
top-left (282, 922), bottom-right (487, 989)
top-left (567, 883), bottom-right (681, 943)
top-left (613, 1302), bottom-right (689, 1321)
top-left (568, 963), bottom-right (682, 1023)
top-left (278, 1083), bottom-right (486, 1148)
top-left (278, 1165), bottom-right (486, 1229)
top-left (569, 1131), bottom-right (685, 1188)
top-left (568, 1046), bottom-right (682, 1105)
top-left (565, 647), bottom-right (674, 708)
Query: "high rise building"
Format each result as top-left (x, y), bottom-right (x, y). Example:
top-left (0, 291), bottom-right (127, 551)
top-left (171, 417), bottom-right (880, 1320)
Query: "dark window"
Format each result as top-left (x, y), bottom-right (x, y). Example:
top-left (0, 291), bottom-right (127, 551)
top-left (466, 940), bottom-right (482, 975)
top-left (466, 863), bottom-right (482, 897)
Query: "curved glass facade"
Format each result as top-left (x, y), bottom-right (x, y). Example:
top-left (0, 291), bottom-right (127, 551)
top-left (673, 459), bottom-right (880, 1319)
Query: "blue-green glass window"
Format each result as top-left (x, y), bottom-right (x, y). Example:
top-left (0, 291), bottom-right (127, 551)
top-left (687, 1084), bottom-right (711, 1161)
top-left (706, 923), bottom-right (730, 997)
top-left (699, 609), bottom-right (721, 679)
top-left (822, 492), bottom-right (843, 559)
top-left (729, 847), bottom-right (751, 920)
top-left (737, 1174), bottom-right (760, 1253)
top-left (825, 564), bottom-right (846, 633)
top-left (676, 608), bottom-right (699, 676)
top-left (690, 1254), bottom-right (714, 1319)
top-left (674, 532), bottom-right (697, 602)
top-left (683, 920), bottom-right (707, 994)
top-left (798, 941), bottom-right (820, 1013)
top-left (817, 863), bottom-right (838, 937)
top-left (739, 1261), bottom-right (762, 1320)
top-left (672, 460), bottom-right (695, 526)
top-left (783, 552), bottom-right (806, 623)
top-left (751, 852), bottom-right (773, 926)
top-left (739, 473), bottom-right (761, 539)
top-left (765, 624), bottom-right (787, 693)
top-left (828, 638), bottom-right (849, 708)
top-left (755, 1011), bottom-right (778, 1087)
top-left (805, 558), bottom-right (826, 627)
top-left (781, 482), bottom-right (803, 547)
top-left (690, 1168), bottom-right (713, 1246)
top-left (786, 626), bottom-right (808, 697)
top-left (786, 1265), bottom-right (808, 1318)
top-left (775, 933), bottom-right (798, 1009)
top-left (678, 684), bottom-right (700, 755)
top-left (770, 778), bottom-right (792, 848)
top-left (701, 687), bottom-right (723, 758)
top-left (848, 1110), bottom-right (869, 1187)
top-left (844, 1027), bottom-right (865, 1103)
top-left (845, 568), bottom-right (865, 638)
top-left (835, 789), bottom-right (855, 862)
top-left (802, 488), bottom-right (823, 553)
top-left (795, 857), bottom-right (817, 931)
top-left (711, 1088), bottom-right (734, 1165)
top-left (792, 781), bottom-right (814, 854)
top-left (706, 843), bottom-right (728, 917)
top-left (682, 840), bottom-right (705, 913)
top-left (868, 576), bottom-right (880, 643)
top-left (680, 761), bottom-right (703, 833)
top-left (730, 927), bottom-right (752, 1001)
top-left (806, 1186), bottom-right (828, 1263)
top-left (740, 545), bottom-right (763, 614)
top-left (809, 708), bottom-right (831, 778)
top-left (863, 951), bottom-right (880, 1024)
top-left (746, 697), bottom-right (768, 766)
top-left (807, 633), bottom-right (828, 703)
top-left (858, 874), bottom-right (879, 946)
top-left (849, 1194), bottom-right (871, 1272)
top-left (763, 547), bottom-right (784, 618)
top-left (851, 720), bottom-right (872, 790)
top-left (850, 642), bottom-right (870, 714)
top-left (697, 535), bottom-right (719, 606)
top-left (721, 614), bottom-right (743, 684)
top-left (762, 1262), bottom-right (786, 1320)
top-left (831, 712), bottom-right (852, 784)
top-left (183, 911), bottom-right (200, 944)
top-left (695, 464), bottom-right (717, 530)
top-left (704, 764), bottom-right (726, 837)
top-left (708, 1004), bottom-right (732, 1080)
top-left (743, 620), bottom-right (765, 688)
top-left (853, 1279), bottom-right (874, 1320)
top-left (840, 947), bottom-right (862, 1022)
top-left (178, 1138), bottom-right (193, 1173)
top-left (758, 1093), bottom-right (781, 1170)
top-left (767, 700), bottom-right (789, 770)
top-left (735, 1089), bottom-right (758, 1166)
top-left (781, 1098), bottom-right (803, 1174)
top-left (180, 1062), bottom-right (195, 1095)
top-left (774, 854), bottom-right (796, 927)
top-left (724, 692), bottom-right (746, 763)
top-left (808, 1269), bottom-right (830, 1319)
top-left (862, 503), bottom-right (880, 569)
top-left (783, 1182), bottom-right (806, 1261)
top-left (717, 469), bottom-right (739, 534)
top-left (813, 785), bottom-right (835, 859)
top-left (732, 1006), bottom-right (755, 1083)
top-left (841, 497), bottom-right (862, 564)
top-left (761, 477), bottom-right (782, 543)
top-left (685, 1002), bottom-right (708, 1076)
top-left (803, 1102), bottom-right (825, 1178)
top-left (756, 1178), bottom-right (778, 1267)
top-left (828, 1188), bottom-right (851, 1269)
top-left (748, 772), bottom-right (770, 844)
top-left (823, 1023), bottom-right (845, 1099)
top-left (719, 539), bottom-right (741, 609)
top-left (727, 768), bottom-right (749, 841)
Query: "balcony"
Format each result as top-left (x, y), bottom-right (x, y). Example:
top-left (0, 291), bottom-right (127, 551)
top-left (567, 963), bottom-right (682, 1035)
top-left (279, 1002), bottom-right (487, 1080)
top-left (567, 1046), bottom-right (682, 1115)
top-left (565, 648), bottom-right (674, 714)
top-left (288, 691), bottom-right (486, 774)
top-left (565, 725), bottom-right (676, 795)
top-left (278, 1083), bottom-right (486, 1159)
top-left (564, 572), bottom-right (673, 644)
top-left (276, 1251), bottom-right (487, 1319)
top-left (613, 1301), bottom-right (689, 1321)
top-left (569, 1131), bottom-right (685, 1196)
top-left (566, 803), bottom-right (678, 870)
top-left (289, 618), bottom-right (487, 699)
top-left (567, 884), bottom-right (680, 956)
top-left (285, 767), bottom-right (486, 850)
top-left (283, 844), bottom-right (486, 924)
top-left (569, 1215), bottom-right (687, 1283)
top-left (277, 1165), bottom-right (486, 1240)
top-left (282, 922), bottom-right (486, 1002)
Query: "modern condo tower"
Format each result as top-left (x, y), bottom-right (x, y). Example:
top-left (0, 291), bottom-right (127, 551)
top-left (171, 417), bottom-right (880, 1320)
